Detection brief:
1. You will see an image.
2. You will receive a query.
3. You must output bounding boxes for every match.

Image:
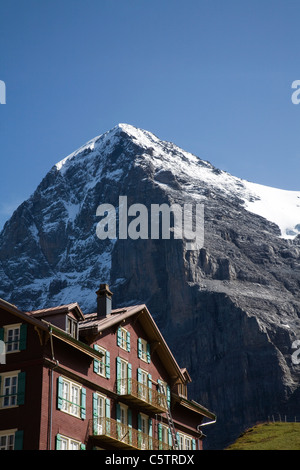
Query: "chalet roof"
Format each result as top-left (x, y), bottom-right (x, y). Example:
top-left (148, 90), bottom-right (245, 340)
top-left (29, 302), bottom-right (85, 321)
top-left (79, 304), bottom-right (187, 384)
top-left (0, 298), bottom-right (187, 384)
top-left (0, 298), bottom-right (105, 363)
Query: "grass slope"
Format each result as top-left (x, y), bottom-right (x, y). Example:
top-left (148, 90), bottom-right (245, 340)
top-left (226, 422), bottom-right (300, 450)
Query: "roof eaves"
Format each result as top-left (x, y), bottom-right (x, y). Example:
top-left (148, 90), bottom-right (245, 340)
top-left (42, 320), bottom-right (105, 361)
top-left (0, 298), bottom-right (49, 331)
top-left (174, 394), bottom-right (216, 420)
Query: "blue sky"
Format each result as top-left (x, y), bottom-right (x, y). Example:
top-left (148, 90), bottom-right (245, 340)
top-left (1, 0), bottom-right (300, 230)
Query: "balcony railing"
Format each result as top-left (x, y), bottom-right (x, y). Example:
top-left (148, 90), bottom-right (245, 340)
top-left (90, 417), bottom-right (171, 450)
top-left (116, 378), bottom-right (168, 413)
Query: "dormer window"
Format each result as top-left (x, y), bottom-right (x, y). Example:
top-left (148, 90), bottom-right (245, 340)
top-left (177, 383), bottom-right (187, 398)
top-left (66, 316), bottom-right (78, 339)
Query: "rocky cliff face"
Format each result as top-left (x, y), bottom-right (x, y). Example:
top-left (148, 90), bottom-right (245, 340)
top-left (1, 124), bottom-right (300, 449)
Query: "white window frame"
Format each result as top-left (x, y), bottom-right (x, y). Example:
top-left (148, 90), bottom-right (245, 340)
top-left (59, 435), bottom-right (81, 450)
top-left (95, 346), bottom-right (106, 377)
top-left (140, 413), bottom-right (148, 450)
top-left (119, 327), bottom-right (128, 351)
top-left (140, 338), bottom-right (148, 362)
top-left (0, 429), bottom-right (16, 450)
top-left (66, 316), bottom-right (78, 339)
top-left (0, 371), bottom-right (20, 409)
top-left (161, 424), bottom-right (169, 445)
top-left (119, 358), bottom-right (128, 395)
top-left (61, 377), bottom-right (82, 418)
top-left (119, 403), bottom-right (129, 442)
top-left (94, 392), bottom-right (106, 434)
top-left (139, 369), bottom-right (148, 401)
top-left (177, 432), bottom-right (193, 450)
top-left (4, 324), bottom-right (21, 353)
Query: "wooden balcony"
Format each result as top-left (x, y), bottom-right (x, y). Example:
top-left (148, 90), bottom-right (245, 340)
top-left (116, 378), bottom-right (168, 414)
top-left (90, 417), bottom-right (171, 450)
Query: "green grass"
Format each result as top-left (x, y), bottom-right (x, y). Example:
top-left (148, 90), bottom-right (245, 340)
top-left (226, 422), bottom-right (300, 450)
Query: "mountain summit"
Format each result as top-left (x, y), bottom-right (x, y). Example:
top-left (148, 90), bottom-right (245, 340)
top-left (1, 124), bottom-right (300, 448)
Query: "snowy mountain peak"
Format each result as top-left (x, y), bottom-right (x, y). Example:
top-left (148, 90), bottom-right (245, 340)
top-left (49, 124), bottom-right (300, 240)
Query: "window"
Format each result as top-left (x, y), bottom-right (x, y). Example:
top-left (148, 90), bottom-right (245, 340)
top-left (0, 324), bottom-right (27, 353)
top-left (56, 434), bottom-right (84, 450)
top-left (158, 424), bottom-right (171, 449)
top-left (116, 357), bottom-right (132, 395)
top-left (66, 316), bottom-right (78, 339)
top-left (137, 368), bottom-right (152, 402)
top-left (93, 393), bottom-right (110, 436)
top-left (57, 377), bottom-right (86, 419)
top-left (177, 432), bottom-right (196, 450)
top-left (0, 371), bottom-right (26, 408)
top-left (117, 327), bottom-right (130, 352)
top-left (157, 379), bottom-right (170, 409)
top-left (94, 345), bottom-right (110, 378)
top-left (137, 413), bottom-right (152, 450)
top-left (138, 338), bottom-right (151, 363)
top-left (177, 383), bottom-right (187, 398)
top-left (3, 375), bottom-right (17, 407)
top-left (0, 432), bottom-right (15, 450)
top-left (139, 413), bottom-right (148, 449)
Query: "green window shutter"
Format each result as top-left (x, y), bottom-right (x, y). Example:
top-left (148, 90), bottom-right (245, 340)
top-left (116, 403), bottom-right (121, 422)
top-left (0, 327), bottom-right (4, 341)
top-left (168, 428), bottom-right (172, 447)
top-left (127, 408), bottom-right (132, 427)
top-left (57, 376), bottom-right (63, 410)
top-left (116, 403), bottom-right (121, 440)
top-left (105, 351), bottom-right (110, 379)
top-left (56, 434), bottom-right (62, 450)
top-left (148, 374), bottom-right (152, 403)
top-left (137, 338), bottom-right (142, 358)
top-left (93, 393), bottom-right (98, 435)
top-left (93, 345), bottom-right (99, 373)
top-left (81, 388), bottom-right (86, 419)
top-left (146, 342), bottom-right (151, 363)
top-left (192, 438), bottom-right (196, 450)
top-left (105, 398), bottom-right (110, 418)
top-left (14, 430), bottom-right (24, 450)
top-left (137, 413), bottom-right (142, 432)
top-left (166, 384), bottom-right (171, 408)
top-left (19, 324), bottom-right (27, 351)
top-left (116, 357), bottom-right (121, 394)
top-left (158, 423), bottom-right (162, 450)
top-left (105, 398), bottom-right (111, 436)
top-left (137, 368), bottom-right (142, 383)
top-left (117, 327), bottom-right (122, 347)
top-left (127, 363), bottom-right (132, 394)
top-left (80, 443), bottom-right (86, 450)
top-left (176, 432), bottom-right (180, 449)
top-left (149, 418), bottom-right (153, 450)
top-left (126, 331), bottom-right (131, 352)
top-left (149, 418), bottom-right (153, 437)
top-left (127, 408), bottom-right (132, 445)
top-left (137, 412), bottom-right (142, 447)
top-left (17, 371), bottom-right (26, 405)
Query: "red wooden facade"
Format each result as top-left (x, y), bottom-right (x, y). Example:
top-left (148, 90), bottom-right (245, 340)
top-left (0, 285), bottom-right (216, 450)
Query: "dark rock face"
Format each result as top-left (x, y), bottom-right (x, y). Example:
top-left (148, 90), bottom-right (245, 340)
top-left (1, 124), bottom-right (300, 449)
